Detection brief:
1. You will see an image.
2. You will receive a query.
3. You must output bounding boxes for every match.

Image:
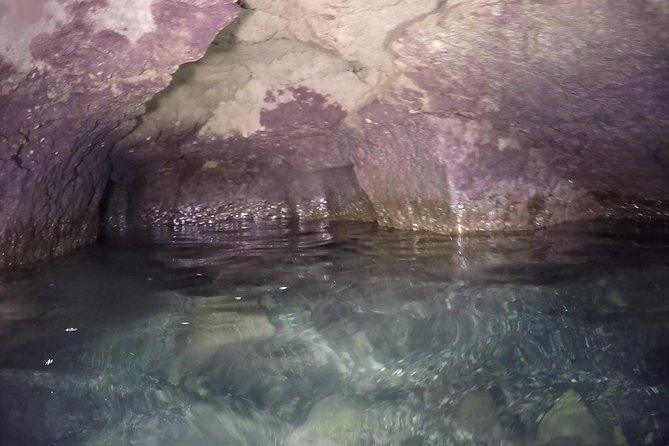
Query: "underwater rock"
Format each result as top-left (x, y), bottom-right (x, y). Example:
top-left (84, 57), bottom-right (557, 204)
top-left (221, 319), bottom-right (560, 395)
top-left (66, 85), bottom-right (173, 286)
top-left (456, 390), bottom-right (498, 438)
top-left (285, 393), bottom-right (415, 446)
top-left (196, 329), bottom-right (345, 423)
top-left (285, 394), bottom-right (366, 446)
top-left (536, 389), bottom-right (609, 446)
top-left (454, 389), bottom-right (521, 445)
top-left (88, 400), bottom-right (288, 446)
top-left (167, 307), bottom-right (276, 389)
top-left (184, 307), bottom-right (277, 347)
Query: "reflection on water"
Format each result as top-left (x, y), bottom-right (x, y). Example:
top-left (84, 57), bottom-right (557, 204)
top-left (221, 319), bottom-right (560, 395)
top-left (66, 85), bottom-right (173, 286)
top-left (1, 221), bottom-right (669, 445)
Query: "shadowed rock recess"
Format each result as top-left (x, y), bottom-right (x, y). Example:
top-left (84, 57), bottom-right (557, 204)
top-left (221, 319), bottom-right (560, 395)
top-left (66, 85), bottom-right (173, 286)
top-left (2, 0), bottom-right (669, 266)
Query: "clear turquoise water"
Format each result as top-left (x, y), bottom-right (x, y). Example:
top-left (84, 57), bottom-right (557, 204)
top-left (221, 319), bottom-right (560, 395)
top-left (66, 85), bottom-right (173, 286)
top-left (0, 221), bottom-right (668, 445)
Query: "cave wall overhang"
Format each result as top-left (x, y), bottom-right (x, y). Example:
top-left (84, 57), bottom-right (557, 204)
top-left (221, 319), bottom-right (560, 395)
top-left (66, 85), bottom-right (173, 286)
top-left (1, 0), bottom-right (669, 268)
top-left (0, 0), bottom-right (239, 267)
top-left (110, 0), bottom-right (669, 235)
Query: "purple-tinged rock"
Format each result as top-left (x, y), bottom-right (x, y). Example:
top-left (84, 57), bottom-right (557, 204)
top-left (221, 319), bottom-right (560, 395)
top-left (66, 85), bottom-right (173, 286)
top-left (0, 0), bottom-right (239, 267)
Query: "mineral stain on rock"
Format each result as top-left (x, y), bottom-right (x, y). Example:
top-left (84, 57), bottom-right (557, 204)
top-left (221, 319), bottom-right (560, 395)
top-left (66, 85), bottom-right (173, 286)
top-left (1, 0), bottom-right (669, 267)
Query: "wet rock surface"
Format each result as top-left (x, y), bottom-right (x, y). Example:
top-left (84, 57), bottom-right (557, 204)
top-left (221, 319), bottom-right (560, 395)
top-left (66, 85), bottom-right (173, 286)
top-left (455, 390), bottom-right (504, 442)
top-left (536, 390), bottom-right (609, 446)
top-left (104, 152), bottom-right (376, 234)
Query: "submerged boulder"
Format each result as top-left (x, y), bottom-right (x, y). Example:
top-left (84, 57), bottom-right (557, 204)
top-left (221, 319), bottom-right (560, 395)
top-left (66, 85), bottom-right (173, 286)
top-left (167, 301), bottom-right (277, 390)
top-left (536, 389), bottom-right (622, 446)
top-left (286, 394), bottom-right (366, 446)
top-left (456, 390), bottom-right (499, 439)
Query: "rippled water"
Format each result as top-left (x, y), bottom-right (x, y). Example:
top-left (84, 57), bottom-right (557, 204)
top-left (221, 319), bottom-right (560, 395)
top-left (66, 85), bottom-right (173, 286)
top-left (1, 221), bottom-right (669, 445)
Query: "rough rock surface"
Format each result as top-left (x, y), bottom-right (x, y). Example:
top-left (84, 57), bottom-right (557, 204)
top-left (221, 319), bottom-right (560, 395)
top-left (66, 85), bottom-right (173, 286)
top-left (0, 0), bottom-right (239, 267)
top-left (382, 0), bottom-right (669, 231)
top-left (2, 0), bottom-right (669, 265)
top-left (111, 0), bottom-right (669, 236)
top-left (105, 149), bottom-right (376, 233)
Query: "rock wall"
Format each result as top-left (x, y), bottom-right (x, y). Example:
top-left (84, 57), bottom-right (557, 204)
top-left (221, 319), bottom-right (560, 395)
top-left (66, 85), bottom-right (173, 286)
top-left (0, 0), bottom-right (239, 267)
top-left (113, 0), bottom-right (669, 235)
top-left (105, 0), bottom-right (441, 233)
top-left (383, 0), bottom-right (669, 231)
top-left (2, 0), bottom-right (669, 265)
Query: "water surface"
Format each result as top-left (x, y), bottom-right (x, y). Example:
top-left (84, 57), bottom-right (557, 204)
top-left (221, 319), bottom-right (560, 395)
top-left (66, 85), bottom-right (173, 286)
top-left (1, 221), bottom-right (668, 445)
